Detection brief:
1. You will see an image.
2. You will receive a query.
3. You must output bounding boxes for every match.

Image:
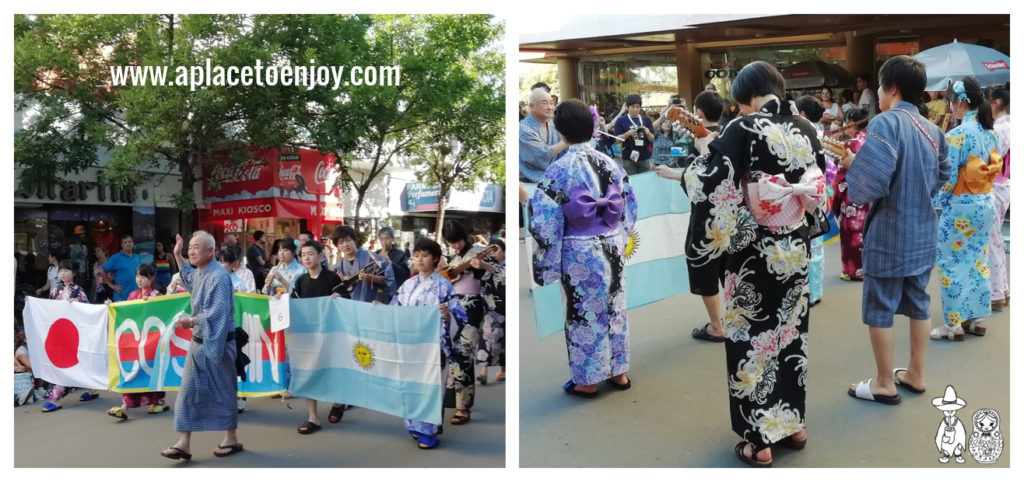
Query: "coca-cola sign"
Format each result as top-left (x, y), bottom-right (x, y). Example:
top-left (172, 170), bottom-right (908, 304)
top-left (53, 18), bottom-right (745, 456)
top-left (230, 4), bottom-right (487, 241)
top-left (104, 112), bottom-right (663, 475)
top-left (314, 161), bottom-right (333, 185)
top-left (210, 160), bottom-right (264, 185)
top-left (982, 60), bottom-right (1009, 71)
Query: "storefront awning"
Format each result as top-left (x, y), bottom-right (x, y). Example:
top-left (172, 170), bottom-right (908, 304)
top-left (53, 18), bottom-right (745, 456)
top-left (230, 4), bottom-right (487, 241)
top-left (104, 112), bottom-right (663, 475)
top-left (202, 197), bottom-right (343, 222)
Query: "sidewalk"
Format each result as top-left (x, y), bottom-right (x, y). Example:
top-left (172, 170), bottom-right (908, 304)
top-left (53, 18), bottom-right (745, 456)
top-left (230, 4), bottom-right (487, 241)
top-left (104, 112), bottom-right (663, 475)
top-left (519, 240), bottom-right (1010, 468)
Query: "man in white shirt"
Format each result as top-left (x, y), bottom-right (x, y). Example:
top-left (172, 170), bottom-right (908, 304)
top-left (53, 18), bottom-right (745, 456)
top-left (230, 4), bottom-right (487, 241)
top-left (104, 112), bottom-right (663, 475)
top-left (857, 73), bottom-right (878, 116)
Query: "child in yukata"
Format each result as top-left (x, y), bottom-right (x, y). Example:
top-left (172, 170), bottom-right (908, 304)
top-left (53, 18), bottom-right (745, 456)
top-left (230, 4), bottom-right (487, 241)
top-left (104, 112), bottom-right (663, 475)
top-left (388, 238), bottom-right (467, 449)
top-left (107, 263), bottom-right (169, 420)
top-left (43, 261), bottom-right (100, 412)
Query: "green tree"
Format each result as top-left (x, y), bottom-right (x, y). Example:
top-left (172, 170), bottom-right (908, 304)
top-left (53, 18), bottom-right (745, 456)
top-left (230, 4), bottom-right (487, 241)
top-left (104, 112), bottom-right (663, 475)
top-left (297, 14), bottom-right (504, 238)
top-left (14, 14), bottom-right (368, 233)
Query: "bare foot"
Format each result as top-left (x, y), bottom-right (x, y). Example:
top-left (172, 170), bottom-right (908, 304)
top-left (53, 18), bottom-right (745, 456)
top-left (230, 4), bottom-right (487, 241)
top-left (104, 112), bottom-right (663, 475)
top-left (610, 374), bottom-right (629, 386)
top-left (739, 440), bottom-right (772, 462)
top-left (894, 369), bottom-right (926, 392)
top-left (574, 383), bottom-right (598, 393)
top-left (790, 429), bottom-right (807, 442)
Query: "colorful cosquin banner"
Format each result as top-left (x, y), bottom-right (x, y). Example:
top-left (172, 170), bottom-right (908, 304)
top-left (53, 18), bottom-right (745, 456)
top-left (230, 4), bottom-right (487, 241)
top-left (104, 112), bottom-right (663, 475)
top-left (106, 293), bottom-right (288, 396)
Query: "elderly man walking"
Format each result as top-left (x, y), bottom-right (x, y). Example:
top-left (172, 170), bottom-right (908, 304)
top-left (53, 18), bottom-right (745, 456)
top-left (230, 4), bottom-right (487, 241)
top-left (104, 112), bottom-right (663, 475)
top-left (160, 231), bottom-right (243, 461)
top-left (519, 87), bottom-right (568, 183)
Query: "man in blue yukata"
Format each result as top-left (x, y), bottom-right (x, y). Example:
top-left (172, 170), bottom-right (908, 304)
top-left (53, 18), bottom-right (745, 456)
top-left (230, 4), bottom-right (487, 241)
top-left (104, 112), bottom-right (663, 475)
top-left (161, 230), bottom-right (243, 461)
top-left (519, 87), bottom-right (568, 183)
top-left (843, 55), bottom-right (951, 406)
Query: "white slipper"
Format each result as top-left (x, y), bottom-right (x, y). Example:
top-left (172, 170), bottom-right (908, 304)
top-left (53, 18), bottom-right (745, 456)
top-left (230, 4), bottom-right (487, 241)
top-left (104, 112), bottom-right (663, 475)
top-left (847, 379), bottom-right (901, 405)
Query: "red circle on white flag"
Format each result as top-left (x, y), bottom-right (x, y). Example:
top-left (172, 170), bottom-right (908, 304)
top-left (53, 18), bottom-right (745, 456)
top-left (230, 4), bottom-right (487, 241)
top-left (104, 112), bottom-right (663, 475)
top-left (45, 318), bottom-right (80, 368)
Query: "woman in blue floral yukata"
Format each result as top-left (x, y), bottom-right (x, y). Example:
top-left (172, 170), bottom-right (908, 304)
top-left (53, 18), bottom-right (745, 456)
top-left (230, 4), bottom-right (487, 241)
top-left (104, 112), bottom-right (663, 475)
top-left (931, 76), bottom-right (1002, 340)
top-left (660, 61), bottom-right (828, 467)
top-left (530, 99), bottom-right (638, 398)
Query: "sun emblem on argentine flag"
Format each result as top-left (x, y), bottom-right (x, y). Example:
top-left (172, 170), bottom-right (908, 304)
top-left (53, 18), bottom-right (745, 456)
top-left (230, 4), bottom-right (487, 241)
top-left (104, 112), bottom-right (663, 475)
top-left (624, 229), bottom-right (640, 260)
top-left (352, 341), bottom-right (376, 370)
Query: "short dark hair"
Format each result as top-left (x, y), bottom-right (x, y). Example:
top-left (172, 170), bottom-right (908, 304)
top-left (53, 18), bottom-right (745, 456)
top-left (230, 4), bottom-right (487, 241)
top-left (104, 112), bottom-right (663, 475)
top-left (300, 230), bottom-right (314, 239)
top-left (442, 220), bottom-right (473, 247)
top-left (413, 238), bottom-right (442, 267)
top-left (694, 91), bottom-right (723, 122)
top-left (987, 81), bottom-right (1010, 112)
top-left (332, 225), bottom-right (361, 245)
top-left (300, 240), bottom-right (324, 255)
top-left (625, 94), bottom-right (642, 107)
top-left (491, 239), bottom-right (505, 253)
top-left (795, 95), bottom-right (825, 123)
top-left (228, 244), bottom-right (243, 261)
top-left (253, 230), bottom-right (265, 241)
top-left (120, 234), bottom-right (133, 241)
top-left (136, 263), bottom-right (156, 278)
top-left (215, 249), bottom-right (237, 264)
top-left (553, 99), bottom-right (596, 144)
top-left (840, 88), bottom-right (855, 103)
top-left (58, 260), bottom-right (73, 271)
top-left (531, 81), bottom-right (551, 93)
top-left (857, 73), bottom-right (870, 83)
top-left (276, 238), bottom-right (297, 256)
top-left (878, 55), bottom-right (926, 106)
top-left (731, 61), bottom-right (785, 105)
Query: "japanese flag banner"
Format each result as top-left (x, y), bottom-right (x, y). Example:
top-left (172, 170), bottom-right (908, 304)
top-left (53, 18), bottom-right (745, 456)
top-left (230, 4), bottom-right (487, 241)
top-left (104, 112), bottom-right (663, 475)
top-left (23, 297), bottom-right (110, 390)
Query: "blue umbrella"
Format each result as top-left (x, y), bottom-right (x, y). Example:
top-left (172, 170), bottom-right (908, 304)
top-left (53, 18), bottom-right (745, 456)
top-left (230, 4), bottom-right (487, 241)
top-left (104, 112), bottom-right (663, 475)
top-left (915, 39), bottom-right (1010, 91)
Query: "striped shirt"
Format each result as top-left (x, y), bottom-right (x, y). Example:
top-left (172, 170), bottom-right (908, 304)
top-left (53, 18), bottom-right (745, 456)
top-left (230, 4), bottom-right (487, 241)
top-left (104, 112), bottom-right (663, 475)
top-left (519, 114), bottom-right (563, 183)
top-left (846, 101), bottom-right (952, 278)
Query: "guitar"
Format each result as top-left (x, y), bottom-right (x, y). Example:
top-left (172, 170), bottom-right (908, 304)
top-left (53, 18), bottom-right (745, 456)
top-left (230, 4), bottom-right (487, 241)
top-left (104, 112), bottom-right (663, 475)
top-left (440, 245), bottom-right (499, 283)
top-left (820, 137), bottom-right (847, 159)
top-left (334, 256), bottom-right (384, 295)
top-left (667, 107), bottom-right (711, 139)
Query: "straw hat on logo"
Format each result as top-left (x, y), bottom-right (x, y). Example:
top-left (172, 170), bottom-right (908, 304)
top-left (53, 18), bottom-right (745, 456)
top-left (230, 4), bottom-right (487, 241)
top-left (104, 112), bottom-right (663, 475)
top-left (932, 385), bottom-right (966, 410)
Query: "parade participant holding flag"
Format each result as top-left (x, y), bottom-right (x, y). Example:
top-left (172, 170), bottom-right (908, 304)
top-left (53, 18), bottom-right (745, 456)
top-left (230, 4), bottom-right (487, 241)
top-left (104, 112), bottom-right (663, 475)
top-left (290, 240), bottom-right (345, 434)
top-left (160, 231), bottom-right (243, 461)
top-left (42, 261), bottom-right (99, 412)
top-left (106, 263), bottom-right (168, 420)
top-left (390, 237), bottom-right (467, 449)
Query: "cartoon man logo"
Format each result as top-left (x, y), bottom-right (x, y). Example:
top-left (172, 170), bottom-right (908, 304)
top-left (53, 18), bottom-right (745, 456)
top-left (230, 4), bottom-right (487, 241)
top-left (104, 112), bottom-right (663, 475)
top-left (933, 385), bottom-right (967, 464)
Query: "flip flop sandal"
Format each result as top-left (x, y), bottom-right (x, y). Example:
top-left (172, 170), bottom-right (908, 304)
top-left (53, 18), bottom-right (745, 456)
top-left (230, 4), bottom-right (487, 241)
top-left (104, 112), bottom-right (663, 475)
top-left (692, 323), bottom-right (726, 342)
top-left (416, 434), bottom-right (439, 449)
top-left (847, 379), bottom-right (901, 405)
top-left (42, 402), bottom-right (62, 413)
top-left (297, 421), bottom-right (321, 434)
top-left (962, 319), bottom-right (987, 336)
top-left (563, 381), bottom-right (599, 399)
top-left (476, 374), bottom-right (488, 385)
top-left (214, 443), bottom-right (244, 457)
top-left (148, 404), bottom-right (169, 414)
top-left (328, 404), bottom-right (345, 423)
top-left (79, 392), bottom-right (99, 402)
top-left (778, 434), bottom-right (807, 450)
top-left (606, 377), bottom-right (632, 391)
top-left (930, 326), bottom-right (964, 341)
top-left (893, 368), bottom-right (926, 394)
top-left (449, 411), bottom-right (471, 425)
top-left (160, 447), bottom-right (192, 461)
top-left (734, 441), bottom-right (773, 468)
top-left (107, 407), bottom-right (128, 419)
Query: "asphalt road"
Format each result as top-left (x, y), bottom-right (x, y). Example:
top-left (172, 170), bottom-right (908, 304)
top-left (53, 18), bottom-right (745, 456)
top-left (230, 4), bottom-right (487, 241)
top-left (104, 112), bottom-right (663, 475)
top-left (519, 239), bottom-right (1010, 468)
top-left (14, 378), bottom-right (505, 468)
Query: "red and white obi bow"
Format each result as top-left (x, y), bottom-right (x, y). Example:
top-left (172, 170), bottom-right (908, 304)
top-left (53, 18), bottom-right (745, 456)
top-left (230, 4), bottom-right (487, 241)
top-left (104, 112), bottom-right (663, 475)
top-left (746, 166), bottom-right (825, 228)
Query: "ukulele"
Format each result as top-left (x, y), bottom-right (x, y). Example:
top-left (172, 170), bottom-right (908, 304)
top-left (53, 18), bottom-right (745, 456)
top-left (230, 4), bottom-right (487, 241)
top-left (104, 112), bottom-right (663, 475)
top-left (440, 245), bottom-right (499, 283)
top-left (667, 107), bottom-right (711, 139)
top-left (820, 137), bottom-right (847, 159)
top-left (334, 256), bottom-right (384, 294)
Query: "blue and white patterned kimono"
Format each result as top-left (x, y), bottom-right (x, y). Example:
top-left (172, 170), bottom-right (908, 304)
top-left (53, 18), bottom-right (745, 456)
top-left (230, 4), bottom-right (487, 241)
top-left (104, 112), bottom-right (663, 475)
top-left (391, 272), bottom-right (467, 439)
top-left (174, 261), bottom-right (238, 432)
top-left (262, 258), bottom-right (306, 295)
top-left (933, 110), bottom-right (1001, 328)
top-left (530, 142), bottom-right (638, 386)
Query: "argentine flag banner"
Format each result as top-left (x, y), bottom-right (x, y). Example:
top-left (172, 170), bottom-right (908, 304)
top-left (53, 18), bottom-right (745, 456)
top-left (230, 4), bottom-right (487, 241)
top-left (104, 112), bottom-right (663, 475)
top-left (526, 171), bottom-right (692, 339)
top-left (286, 296), bottom-right (443, 425)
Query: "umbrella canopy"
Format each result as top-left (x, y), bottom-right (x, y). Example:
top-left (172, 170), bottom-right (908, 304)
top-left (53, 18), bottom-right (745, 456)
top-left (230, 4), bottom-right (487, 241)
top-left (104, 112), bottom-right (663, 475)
top-left (781, 60), bottom-right (854, 90)
top-left (915, 39), bottom-right (1010, 91)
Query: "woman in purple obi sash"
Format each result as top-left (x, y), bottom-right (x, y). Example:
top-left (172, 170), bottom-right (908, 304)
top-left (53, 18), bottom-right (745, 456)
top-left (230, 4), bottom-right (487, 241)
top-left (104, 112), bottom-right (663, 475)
top-left (530, 99), bottom-right (639, 398)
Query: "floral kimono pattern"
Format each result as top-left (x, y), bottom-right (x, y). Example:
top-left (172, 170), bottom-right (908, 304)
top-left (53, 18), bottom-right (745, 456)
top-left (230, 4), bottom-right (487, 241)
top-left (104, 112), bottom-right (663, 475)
top-left (832, 129), bottom-right (869, 278)
top-left (477, 262), bottom-right (506, 367)
top-left (45, 283), bottom-right (90, 402)
top-left (445, 245), bottom-right (486, 410)
top-left (391, 272), bottom-right (467, 438)
top-left (683, 97), bottom-right (827, 446)
top-left (933, 111), bottom-right (1000, 327)
top-left (530, 143), bottom-right (638, 386)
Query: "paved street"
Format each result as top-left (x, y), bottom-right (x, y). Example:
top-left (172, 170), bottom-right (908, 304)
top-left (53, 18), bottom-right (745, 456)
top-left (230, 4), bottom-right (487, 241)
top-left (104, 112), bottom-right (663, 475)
top-left (14, 382), bottom-right (504, 467)
top-left (519, 240), bottom-right (1010, 468)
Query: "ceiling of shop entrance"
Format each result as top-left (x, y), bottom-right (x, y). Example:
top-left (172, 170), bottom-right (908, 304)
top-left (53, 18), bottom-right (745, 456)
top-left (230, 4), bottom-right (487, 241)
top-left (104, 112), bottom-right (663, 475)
top-left (520, 14), bottom-right (1009, 60)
